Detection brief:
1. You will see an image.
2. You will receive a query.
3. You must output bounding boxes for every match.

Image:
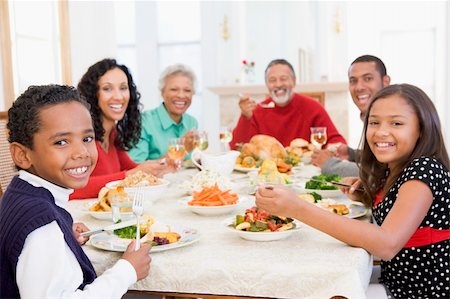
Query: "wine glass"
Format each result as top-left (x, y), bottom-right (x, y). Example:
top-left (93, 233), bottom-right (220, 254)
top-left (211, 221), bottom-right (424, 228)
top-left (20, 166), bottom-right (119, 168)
top-left (193, 130), bottom-right (209, 151)
top-left (219, 126), bottom-right (233, 151)
top-left (167, 138), bottom-right (187, 171)
top-left (310, 127), bottom-right (327, 149)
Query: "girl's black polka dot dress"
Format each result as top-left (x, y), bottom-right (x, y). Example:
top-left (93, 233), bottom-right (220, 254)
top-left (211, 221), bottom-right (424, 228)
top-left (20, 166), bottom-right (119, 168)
top-left (372, 157), bottom-right (449, 298)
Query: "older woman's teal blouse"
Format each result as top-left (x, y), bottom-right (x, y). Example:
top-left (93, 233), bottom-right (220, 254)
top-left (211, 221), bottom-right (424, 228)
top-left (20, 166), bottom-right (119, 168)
top-left (128, 103), bottom-right (198, 162)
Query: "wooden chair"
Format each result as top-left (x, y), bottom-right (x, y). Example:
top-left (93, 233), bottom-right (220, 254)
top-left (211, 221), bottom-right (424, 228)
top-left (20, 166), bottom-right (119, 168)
top-left (0, 111), bottom-right (18, 192)
top-left (302, 91), bottom-right (325, 106)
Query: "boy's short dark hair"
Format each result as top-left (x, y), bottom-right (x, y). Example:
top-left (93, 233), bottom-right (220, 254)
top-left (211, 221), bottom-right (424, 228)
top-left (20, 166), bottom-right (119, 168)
top-left (7, 84), bottom-right (90, 149)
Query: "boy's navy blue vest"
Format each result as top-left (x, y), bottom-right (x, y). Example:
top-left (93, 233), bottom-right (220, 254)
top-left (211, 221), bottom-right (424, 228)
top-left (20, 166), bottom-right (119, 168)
top-left (0, 177), bottom-right (96, 298)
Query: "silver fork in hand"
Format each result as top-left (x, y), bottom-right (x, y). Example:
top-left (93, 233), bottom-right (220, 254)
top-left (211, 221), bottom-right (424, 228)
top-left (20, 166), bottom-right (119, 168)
top-left (132, 188), bottom-right (144, 251)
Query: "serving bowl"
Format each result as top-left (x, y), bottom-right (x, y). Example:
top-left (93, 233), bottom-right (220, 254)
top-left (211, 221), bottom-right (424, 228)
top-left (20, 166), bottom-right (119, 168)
top-left (105, 178), bottom-right (170, 203)
top-left (181, 195), bottom-right (248, 216)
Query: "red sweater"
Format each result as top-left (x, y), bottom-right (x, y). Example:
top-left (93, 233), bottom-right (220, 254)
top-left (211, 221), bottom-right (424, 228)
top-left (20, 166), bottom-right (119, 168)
top-left (70, 134), bottom-right (138, 200)
top-left (230, 93), bottom-right (347, 149)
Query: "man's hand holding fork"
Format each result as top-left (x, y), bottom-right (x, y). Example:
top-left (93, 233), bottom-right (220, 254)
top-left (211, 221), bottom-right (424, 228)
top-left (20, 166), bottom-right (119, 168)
top-left (238, 93), bottom-right (257, 119)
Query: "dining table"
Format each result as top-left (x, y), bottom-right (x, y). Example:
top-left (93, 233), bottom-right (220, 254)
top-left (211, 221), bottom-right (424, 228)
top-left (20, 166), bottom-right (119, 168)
top-left (67, 164), bottom-right (373, 299)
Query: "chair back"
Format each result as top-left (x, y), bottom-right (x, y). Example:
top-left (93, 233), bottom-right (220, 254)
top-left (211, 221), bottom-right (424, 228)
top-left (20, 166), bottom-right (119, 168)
top-left (302, 91), bottom-right (326, 106)
top-left (0, 111), bottom-right (18, 192)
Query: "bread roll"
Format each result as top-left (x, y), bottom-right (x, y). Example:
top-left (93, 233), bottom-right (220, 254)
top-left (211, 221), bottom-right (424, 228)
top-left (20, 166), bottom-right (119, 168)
top-left (290, 138), bottom-right (309, 148)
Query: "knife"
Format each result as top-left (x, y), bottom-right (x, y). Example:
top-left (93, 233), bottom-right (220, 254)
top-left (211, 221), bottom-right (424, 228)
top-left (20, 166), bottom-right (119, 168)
top-left (81, 218), bottom-right (138, 237)
top-left (309, 179), bottom-right (365, 192)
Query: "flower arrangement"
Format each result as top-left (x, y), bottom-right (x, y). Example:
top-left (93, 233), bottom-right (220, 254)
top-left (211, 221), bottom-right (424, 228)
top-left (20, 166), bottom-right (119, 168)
top-left (241, 60), bottom-right (255, 75)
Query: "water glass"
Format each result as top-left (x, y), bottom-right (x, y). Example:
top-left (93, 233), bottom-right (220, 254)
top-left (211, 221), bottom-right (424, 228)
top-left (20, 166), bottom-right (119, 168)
top-left (110, 192), bottom-right (133, 223)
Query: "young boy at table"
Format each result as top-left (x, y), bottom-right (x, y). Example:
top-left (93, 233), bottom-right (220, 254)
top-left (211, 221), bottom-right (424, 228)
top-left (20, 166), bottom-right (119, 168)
top-left (0, 85), bottom-right (151, 298)
top-left (256, 84), bottom-right (449, 299)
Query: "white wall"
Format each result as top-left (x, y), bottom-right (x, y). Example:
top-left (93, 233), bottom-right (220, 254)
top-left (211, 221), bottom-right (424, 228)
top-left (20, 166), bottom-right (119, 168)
top-left (346, 1), bottom-right (449, 146)
top-left (68, 1), bottom-right (117, 85)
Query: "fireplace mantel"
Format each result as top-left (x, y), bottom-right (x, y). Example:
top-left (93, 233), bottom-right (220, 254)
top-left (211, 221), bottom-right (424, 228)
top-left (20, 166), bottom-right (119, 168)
top-left (208, 82), bottom-right (355, 143)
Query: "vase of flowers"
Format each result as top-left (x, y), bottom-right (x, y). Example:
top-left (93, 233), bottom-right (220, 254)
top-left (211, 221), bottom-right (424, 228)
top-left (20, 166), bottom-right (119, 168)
top-left (240, 60), bottom-right (255, 84)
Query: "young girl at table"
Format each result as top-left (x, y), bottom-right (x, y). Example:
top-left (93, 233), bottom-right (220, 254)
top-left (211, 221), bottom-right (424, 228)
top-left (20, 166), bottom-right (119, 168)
top-left (71, 58), bottom-right (173, 199)
top-left (256, 84), bottom-right (449, 299)
top-left (0, 85), bottom-right (151, 298)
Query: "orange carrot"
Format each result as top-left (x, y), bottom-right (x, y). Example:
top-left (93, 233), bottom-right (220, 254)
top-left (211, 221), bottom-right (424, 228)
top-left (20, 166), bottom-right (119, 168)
top-left (188, 184), bottom-right (238, 206)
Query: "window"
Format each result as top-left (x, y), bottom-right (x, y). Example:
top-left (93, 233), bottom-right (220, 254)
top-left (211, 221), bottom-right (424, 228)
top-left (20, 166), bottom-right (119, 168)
top-left (0, 1), bottom-right (70, 110)
top-left (156, 1), bottom-right (203, 124)
top-left (114, 1), bottom-right (137, 81)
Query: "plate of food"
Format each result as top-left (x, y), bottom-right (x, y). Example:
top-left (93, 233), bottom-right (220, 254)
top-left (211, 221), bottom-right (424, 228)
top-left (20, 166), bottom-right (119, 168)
top-left (295, 174), bottom-right (344, 198)
top-left (105, 171), bottom-right (170, 201)
top-left (234, 164), bottom-right (260, 173)
top-left (82, 192), bottom-right (132, 220)
top-left (234, 155), bottom-right (260, 173)
top-left (89, 222), bottom-right (200, 253)
top-left (298, 194), bottom-right (368, 219)
top-left (224, 206), bottom-right (300, 241)
top-left (181, 184), bottom-right (245, 216)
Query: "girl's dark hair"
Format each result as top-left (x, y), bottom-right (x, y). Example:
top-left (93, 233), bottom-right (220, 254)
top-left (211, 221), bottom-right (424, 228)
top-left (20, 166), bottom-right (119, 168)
top-left (358, 84), bottom-right (450, 207)
top-left (7, 84), bottom-right (90, 149)
top-left (77, 58), bottom-right (142, 150)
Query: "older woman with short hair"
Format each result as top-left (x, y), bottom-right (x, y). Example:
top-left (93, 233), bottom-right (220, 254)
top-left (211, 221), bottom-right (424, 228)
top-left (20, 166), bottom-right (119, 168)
top-left (128, 64), bottom-right (199, 162)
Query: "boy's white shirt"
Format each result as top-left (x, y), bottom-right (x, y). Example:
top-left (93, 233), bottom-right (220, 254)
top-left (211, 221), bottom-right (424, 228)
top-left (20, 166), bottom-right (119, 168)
top-left (16, 170), bottom-right (137, 298)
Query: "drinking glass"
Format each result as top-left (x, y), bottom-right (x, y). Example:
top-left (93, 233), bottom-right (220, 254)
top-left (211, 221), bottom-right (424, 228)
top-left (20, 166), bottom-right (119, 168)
top-left (167, 138), bottom-right (187, 171)
top-left (110, 190), bottom-right (133, 223)
top-left (219, 126), bottom-right (233, 151)
top-left (310, 127), bottom-right (327, 149)
top-left (193, 130), bottom-right (209, 151)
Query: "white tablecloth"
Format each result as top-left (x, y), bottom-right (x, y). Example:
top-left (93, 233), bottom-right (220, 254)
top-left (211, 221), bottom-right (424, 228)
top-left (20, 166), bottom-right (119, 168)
top-left (68, 165), bottom-right (372, 299)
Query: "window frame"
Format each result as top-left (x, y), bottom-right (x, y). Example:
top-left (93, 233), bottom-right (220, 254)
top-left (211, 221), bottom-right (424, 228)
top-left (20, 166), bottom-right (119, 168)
top-left (0, 0), bottom-right (72, 110)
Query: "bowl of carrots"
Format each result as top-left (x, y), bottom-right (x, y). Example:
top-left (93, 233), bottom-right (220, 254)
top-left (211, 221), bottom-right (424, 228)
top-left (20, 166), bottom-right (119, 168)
top-left (184, 184), bottom-right (243, 216)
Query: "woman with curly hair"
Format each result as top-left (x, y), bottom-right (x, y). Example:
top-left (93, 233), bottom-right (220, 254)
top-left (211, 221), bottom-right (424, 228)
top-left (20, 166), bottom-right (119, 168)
top-left (70, 58), bottom-right (171, 199)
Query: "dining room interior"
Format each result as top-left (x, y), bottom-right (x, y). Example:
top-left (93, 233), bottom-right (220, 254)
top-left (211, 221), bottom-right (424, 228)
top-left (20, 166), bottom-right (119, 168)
top-left (0, 1), bottom-right (449, 299)
top-left (0, 1), bottom-right (448, 150)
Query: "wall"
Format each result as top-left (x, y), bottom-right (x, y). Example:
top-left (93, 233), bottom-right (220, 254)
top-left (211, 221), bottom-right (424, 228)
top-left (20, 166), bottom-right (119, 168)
top-left (345, 1), bottom-right (449, 146)
top-left (68, 1), bottom-right (117, 85)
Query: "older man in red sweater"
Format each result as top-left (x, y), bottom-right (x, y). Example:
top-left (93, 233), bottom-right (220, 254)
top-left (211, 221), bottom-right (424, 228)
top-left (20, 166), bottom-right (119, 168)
top-left (230, 59), bottom-right (346, 149)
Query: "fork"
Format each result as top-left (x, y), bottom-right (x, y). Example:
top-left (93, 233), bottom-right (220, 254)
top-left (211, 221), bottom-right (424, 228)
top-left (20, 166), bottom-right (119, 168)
top-left (238, 93), bottom-right (273, 108)
top-left (132, 188), bottom-right (144, 251)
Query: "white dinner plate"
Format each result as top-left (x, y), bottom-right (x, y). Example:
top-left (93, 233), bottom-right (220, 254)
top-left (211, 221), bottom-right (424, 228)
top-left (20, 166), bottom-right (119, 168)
top-left (89, 225), bottom-right (200, 252)
top-left (292, 185), bottom-right (343, 198)
top-left (81, 200), bottom-right (132, 220)
top-left (223, 218), bottom-right (301, 241)
top-left (234, 165), bottom-right (260, 173)
top-left (314, 199), bottom-right (368, 219)
top-left (345, 203), bottom-right (368, 219)
top-left (181, 195), bottom-right (248, 216)
top-left (303, 188), bottom-right (343, 198)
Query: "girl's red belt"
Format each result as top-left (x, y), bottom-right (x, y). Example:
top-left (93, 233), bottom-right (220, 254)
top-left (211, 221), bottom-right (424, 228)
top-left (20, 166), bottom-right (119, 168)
top-left (404, 227), bottom-right (449, 248)
top-left (374, 191), bottom-right (449, 248)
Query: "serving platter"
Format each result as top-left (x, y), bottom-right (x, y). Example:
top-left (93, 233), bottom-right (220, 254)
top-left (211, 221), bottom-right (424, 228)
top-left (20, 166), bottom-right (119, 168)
top-left (234, 165), bottom-right (260, 173)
